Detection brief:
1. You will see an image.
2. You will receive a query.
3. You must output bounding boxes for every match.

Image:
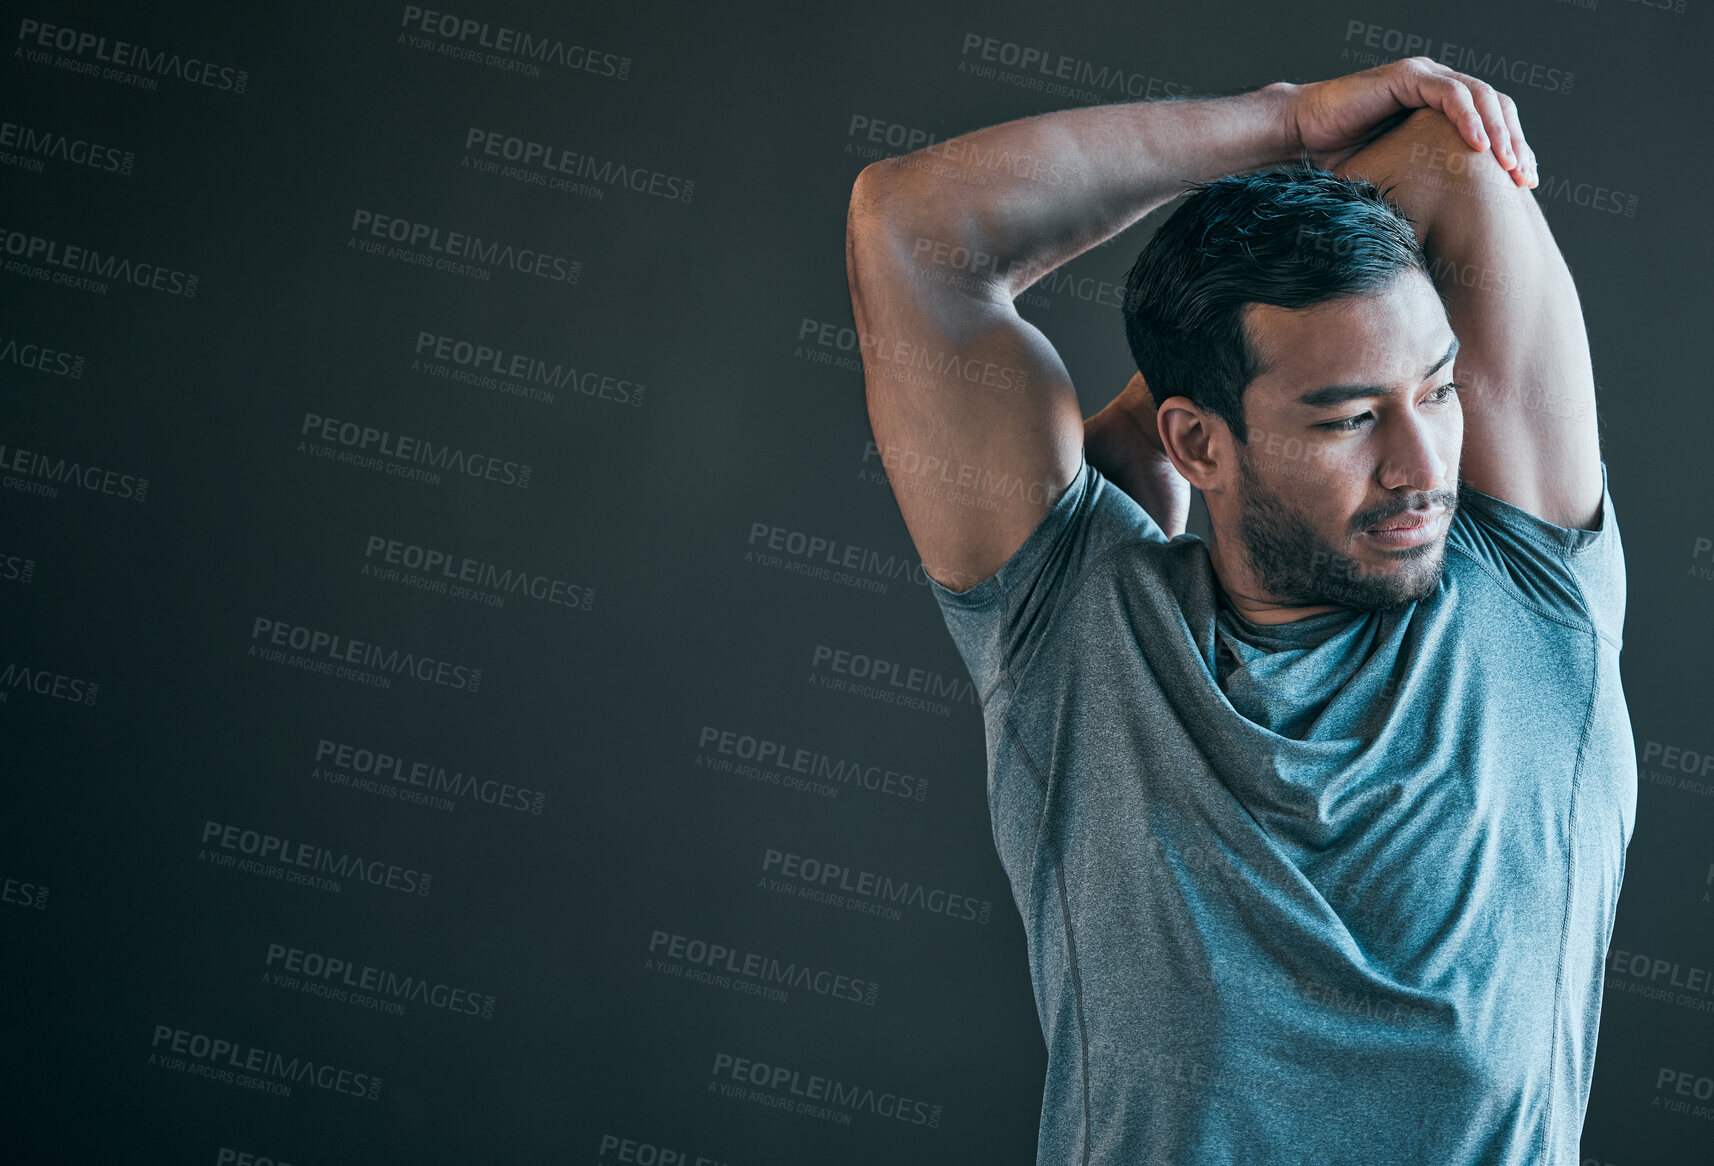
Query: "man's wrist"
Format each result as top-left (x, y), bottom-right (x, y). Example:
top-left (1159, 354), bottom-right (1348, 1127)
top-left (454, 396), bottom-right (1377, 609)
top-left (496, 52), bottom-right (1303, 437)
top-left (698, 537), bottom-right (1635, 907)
top-left (1172, 80), bottom-right (1306, 179)
top-left (1267, 80), bottom-right (1305, 160)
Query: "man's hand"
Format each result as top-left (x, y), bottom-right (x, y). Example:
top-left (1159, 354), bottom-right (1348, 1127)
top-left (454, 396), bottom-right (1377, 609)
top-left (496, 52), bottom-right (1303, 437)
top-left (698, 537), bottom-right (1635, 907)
top-left (1281, 57), bottom-right (1537, 187)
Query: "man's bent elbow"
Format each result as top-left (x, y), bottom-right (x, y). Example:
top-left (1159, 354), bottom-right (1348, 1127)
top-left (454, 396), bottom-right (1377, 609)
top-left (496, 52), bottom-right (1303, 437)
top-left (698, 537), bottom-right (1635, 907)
top-left (1386, 109), bottom-right (1533, 215)
top-left (849, 158), bottom-right (908, 224)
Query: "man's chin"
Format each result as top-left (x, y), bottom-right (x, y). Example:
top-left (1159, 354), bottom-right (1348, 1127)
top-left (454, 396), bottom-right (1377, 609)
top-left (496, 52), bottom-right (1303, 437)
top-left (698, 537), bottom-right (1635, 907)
top-left (1331, 543), bottom-right (1447, 610)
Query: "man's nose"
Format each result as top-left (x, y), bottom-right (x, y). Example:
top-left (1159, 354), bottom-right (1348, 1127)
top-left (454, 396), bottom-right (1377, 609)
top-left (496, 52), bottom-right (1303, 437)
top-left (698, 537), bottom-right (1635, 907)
top-left (1376, 409), bottom-right (1451, 493)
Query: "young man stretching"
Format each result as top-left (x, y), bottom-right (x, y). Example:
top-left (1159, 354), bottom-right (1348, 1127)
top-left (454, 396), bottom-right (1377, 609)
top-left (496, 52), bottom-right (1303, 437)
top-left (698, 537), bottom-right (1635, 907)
top-left (845, 58), bottom-right (1632, 1163)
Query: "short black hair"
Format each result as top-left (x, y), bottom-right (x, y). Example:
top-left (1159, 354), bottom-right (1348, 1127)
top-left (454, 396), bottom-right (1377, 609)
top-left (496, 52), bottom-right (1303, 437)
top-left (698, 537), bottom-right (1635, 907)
top-left (1120, 163), bottom-right (1431, 444)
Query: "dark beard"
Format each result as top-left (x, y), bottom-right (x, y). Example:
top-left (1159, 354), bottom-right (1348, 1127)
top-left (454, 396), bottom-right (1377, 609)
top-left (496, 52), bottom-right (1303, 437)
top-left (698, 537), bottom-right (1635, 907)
top-left (1231, 451), bottom-right (1456, 612)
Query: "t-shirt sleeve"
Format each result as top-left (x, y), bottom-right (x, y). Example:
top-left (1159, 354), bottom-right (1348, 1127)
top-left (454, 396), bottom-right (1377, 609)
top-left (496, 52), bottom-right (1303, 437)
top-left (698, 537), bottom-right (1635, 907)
top-left (1444, 461), bottom-right (1626, 648)
top-left (928, 449), bottom-right (1167, 703)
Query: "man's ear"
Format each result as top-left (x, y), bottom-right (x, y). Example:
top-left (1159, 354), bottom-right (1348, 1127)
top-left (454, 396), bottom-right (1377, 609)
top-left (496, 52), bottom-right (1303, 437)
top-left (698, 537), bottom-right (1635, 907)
top-left (1156, 396), bottom-right (1231, 494)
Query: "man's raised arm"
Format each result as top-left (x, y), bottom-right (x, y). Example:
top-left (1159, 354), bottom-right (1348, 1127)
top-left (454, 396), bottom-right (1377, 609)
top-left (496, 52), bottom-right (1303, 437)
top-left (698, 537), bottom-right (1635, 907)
top-left (845, 87), bottom-right (1300, 591)
top-left (1332, 107), bottom-right (1602, 529)
top-left (846, 59), bottom-right (1532, 593)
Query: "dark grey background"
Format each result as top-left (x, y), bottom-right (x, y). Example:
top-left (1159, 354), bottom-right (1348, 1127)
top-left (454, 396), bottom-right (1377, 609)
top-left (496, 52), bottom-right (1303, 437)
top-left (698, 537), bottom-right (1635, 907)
top-left (3, 0), bottom-right (1709, 1162)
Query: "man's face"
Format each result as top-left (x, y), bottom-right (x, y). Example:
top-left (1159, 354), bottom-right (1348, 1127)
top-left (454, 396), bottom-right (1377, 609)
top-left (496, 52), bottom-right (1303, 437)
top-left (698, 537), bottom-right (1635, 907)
top-left (1224, 271), bottom-right (1463, 612)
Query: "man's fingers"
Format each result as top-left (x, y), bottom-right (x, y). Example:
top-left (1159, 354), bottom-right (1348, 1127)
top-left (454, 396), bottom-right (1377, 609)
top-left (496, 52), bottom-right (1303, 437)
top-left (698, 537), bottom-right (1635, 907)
top-left (1463, 78), bottom-right (1517, 170)
top-left (1406, 60), bottom-right (1533, 183)
top-left (1425, 73), bottom-right (1488, 152)
top-left (1495, 93), bottom-right (1537, 188)
top-left (1310, 58), bottom-right (1534, 181)
top-left (1449, 73), bottom-right (1536, 186)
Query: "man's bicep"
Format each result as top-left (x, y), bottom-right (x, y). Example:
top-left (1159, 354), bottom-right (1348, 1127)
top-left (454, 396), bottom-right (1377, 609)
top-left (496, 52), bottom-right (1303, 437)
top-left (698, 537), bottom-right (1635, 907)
top-left (846, 189), bottom-right (1086, 593)
top-left (1337, 109), bottom-right (1604, 530)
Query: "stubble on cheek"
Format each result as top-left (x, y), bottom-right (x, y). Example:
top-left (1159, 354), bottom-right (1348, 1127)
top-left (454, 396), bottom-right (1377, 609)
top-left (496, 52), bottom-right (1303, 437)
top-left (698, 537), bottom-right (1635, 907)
top-left (1234, 455), bottom-right (1447, 611)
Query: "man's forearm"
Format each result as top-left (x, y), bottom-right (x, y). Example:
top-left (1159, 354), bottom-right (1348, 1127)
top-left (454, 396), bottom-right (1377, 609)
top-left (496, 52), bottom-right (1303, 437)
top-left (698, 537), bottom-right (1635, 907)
top-left (1089, 373), bottom-right (1169, 457)
top-left (1085, 373), bottom-right (1190, 536)
top-left (856, 84), bottom-right (1302, 301)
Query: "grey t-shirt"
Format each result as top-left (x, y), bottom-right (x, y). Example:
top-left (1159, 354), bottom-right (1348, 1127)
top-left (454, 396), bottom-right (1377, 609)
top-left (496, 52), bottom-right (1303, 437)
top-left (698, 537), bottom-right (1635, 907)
top-left (929, 451), bottom-right (1635, 1165)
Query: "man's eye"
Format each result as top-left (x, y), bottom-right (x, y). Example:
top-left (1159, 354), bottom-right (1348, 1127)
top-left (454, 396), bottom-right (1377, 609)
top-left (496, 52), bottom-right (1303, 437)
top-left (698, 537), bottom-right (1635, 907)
top-left (1318, 413), bottom-right (1370, 432)
top-left (1317, 384), bottom-right (1462, 432)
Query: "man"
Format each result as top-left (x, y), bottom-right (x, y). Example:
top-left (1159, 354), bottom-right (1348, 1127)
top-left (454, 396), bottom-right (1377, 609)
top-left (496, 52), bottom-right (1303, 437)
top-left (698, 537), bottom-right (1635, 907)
top-left (844, 59), bottom-right (1633, 1163)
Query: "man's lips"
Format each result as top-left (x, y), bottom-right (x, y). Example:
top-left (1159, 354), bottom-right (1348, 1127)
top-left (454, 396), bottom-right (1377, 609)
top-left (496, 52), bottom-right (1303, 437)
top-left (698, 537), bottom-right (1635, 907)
top-left (1366, 508), bottom-right (1442, 533)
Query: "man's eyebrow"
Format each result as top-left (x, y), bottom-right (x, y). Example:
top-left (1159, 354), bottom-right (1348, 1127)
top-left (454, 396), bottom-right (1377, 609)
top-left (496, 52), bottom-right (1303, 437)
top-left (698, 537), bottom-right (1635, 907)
top-left (1294, 335), bottom-right (1462, 408)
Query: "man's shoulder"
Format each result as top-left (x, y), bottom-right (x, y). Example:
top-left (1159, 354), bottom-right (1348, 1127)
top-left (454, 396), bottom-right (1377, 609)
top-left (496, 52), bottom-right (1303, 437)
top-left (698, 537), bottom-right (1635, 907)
top-left (929, 462), bottom-right (1218, 707)
top-left (1442, 462), bottom-right (1625, 645)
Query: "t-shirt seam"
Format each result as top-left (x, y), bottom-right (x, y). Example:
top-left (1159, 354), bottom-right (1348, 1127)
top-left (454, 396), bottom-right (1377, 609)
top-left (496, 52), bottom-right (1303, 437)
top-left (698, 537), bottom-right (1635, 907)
top-left (1458, 491), bottom-right (1607, 557)
top-left (1055, 858), bottom-right (1094, 1166)
top-left (1537, 625), bottom-right (1602, 1161)
top-left (998, 711), bottom-right (1053, 907)
top-left (1445, 542), bottom-right (1618, 649)
top-left (942, 467), bottom-right (1164, 703)
top-left (987, 599), bottom-right (1096, 1166)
